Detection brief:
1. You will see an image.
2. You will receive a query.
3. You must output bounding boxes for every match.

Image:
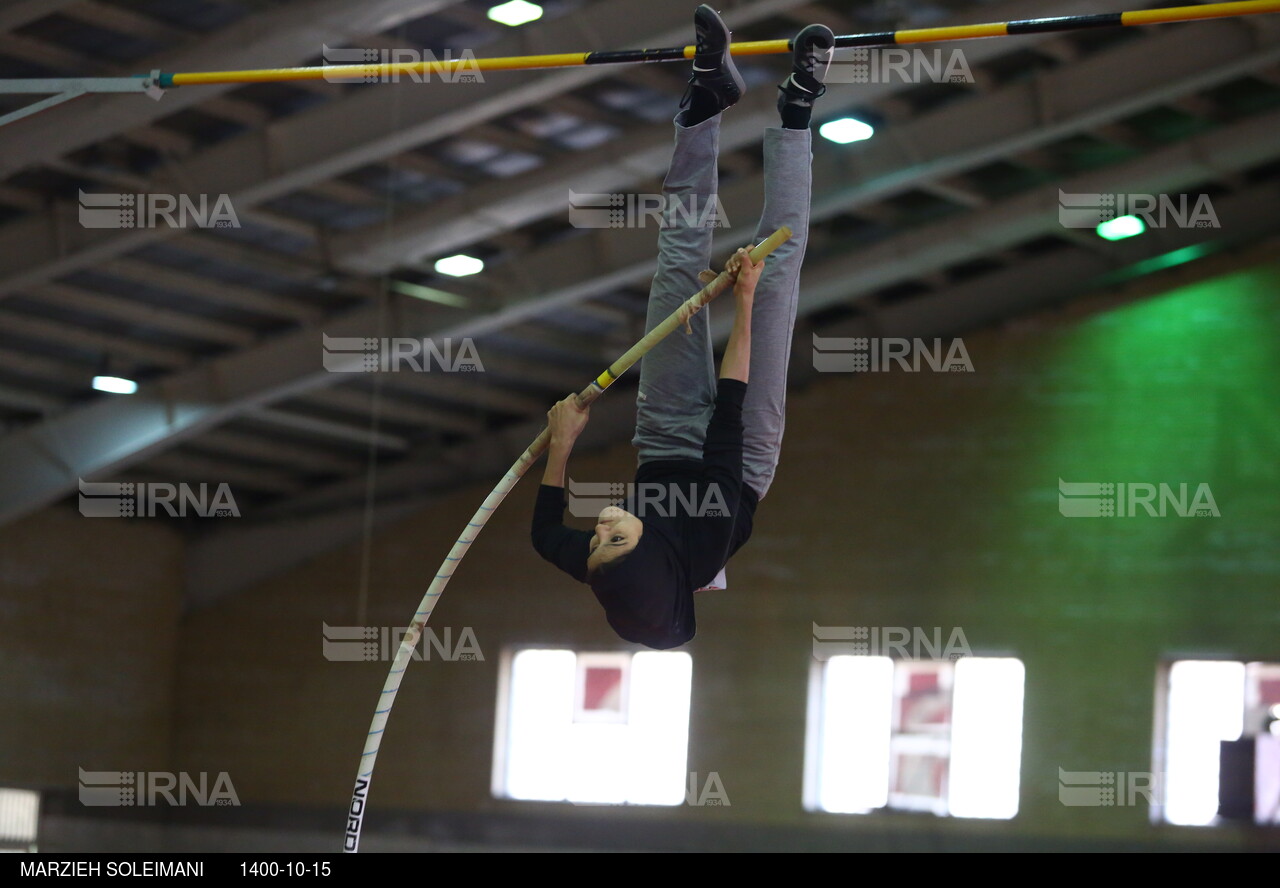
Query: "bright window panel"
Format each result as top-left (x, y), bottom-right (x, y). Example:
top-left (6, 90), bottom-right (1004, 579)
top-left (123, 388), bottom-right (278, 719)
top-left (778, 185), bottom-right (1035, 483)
top-left (949, 657), bottom-right (1025, 819)
top-left (498, 649), bottom-right (692, 805)
top-left (814, 656), bottom-right (894, 813)
top-left (0, 788), bottom-right (39, 846)
top-left (809, 656), bottom-right (1024, 819)
top-left (1164, 660), bottom-right (1247, 825)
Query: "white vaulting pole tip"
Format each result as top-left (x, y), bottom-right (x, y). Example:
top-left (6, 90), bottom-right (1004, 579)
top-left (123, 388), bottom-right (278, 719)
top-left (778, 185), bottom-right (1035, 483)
top-left (487, 0), bottom-right (543, 27)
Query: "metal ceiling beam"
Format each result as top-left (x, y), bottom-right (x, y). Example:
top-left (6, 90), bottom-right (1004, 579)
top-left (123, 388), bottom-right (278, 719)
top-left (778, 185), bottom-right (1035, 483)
top-left (0, 383), bottom-right (59, 414)
top-left (139, 451), bottom-right (305, 497)
top-left (0, 182), bottom-right (42, 211)
top-left (194, 427), bottom-right (368, 476)
top-left (797, 194), bottom-right (1280, 355)
top-left (101, 258), bottom-right (326, 325)
top-left (0, 32), bottom-right (102, 74)
top-left (0, 1), bottom-right (79, 33)
top-left (183, 392), bottom-right (640, 608)
top-left (469, 23), bottom-right (1280, 311)
top-left (0, 304), bottom-right (409, 525)
top-left (0, 348), bottom-right (91, 390)
top-left (0, 309), bottom-right (192, 368)
top-left (245, 407), bottom-right (410, 453)
top-left (0, 0), bottom-right (465, 178)
top-left (300, 384), bottom-right (487, 437)
top-left (0, 0), bottom-right (818, 300)
top-left (775, 115), bottom-right (1280, 327)
top-left (62, 1), bottom-right (189, 46)
top-left (465, 350), bottom-right (594, 393)
top-left (6, 23), bottom-right (1275, 414)
top-left (339, 14), bottom-right (1280, 279)
top-left (4, 2), bottom-right (1279, 528)
top-left (498, 320), bottom-right (620, 362)
top-left (147, 232), bottom-right (364, 292)
top-left (0, 254), bottom-right (644, 523)
top-left (329, 0), bottom-right (1109, 273)
top-left (35, 282), bottom-right (257, 348)
top-left (381, 370), bottom-right (548, 416)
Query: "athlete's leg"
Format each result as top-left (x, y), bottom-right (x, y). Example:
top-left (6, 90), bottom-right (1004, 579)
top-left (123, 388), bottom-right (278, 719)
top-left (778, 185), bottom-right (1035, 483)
top-left (742, 24), bottom-right (834, 499)
top-left (633, 6), bottom-right (743, 464)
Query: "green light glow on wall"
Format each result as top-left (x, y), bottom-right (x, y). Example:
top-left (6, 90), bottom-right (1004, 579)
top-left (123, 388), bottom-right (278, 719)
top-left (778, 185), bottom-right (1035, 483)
top-left (1123, 243), bottom-right (1214, 276)
top-left (1033, 261), bottom-right (1280, 520)
top-left (1095, 242), bottom-right (1217, 288)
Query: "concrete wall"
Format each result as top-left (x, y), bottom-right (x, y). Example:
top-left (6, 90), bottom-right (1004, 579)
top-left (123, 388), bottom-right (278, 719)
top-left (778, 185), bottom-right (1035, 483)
top-left (0, 506), bottom-right (183, 789)
top-left (166, 254), bottom-right (1280, 850)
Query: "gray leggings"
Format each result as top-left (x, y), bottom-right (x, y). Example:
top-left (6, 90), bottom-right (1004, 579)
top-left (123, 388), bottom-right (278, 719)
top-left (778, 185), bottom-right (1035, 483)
top-left (631, 115), bottom-right (812, 500)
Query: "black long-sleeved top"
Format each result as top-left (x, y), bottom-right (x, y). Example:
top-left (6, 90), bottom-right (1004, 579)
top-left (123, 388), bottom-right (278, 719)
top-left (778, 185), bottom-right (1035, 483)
top-left (531, 378), bottom-right (759, 646)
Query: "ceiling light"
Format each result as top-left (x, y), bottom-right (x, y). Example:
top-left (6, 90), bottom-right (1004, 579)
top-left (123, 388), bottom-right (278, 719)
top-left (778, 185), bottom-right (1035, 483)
top-left (92, 375), bottom-right (137, 395)
top-left (819, 117), bottom-right (875, 144)
top-left (433, 254), bottom-right (484, 277)
top-left (1096, 214), bottom-right (1146, 241)
top-left (487, 0), bottom-right (543, 27)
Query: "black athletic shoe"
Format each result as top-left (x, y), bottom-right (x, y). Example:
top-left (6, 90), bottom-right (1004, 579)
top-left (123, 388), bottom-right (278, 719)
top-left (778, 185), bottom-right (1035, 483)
top-left (680, 5), bottom-right (745, 115)
top-left (777, 23), bottom-right (834, 110)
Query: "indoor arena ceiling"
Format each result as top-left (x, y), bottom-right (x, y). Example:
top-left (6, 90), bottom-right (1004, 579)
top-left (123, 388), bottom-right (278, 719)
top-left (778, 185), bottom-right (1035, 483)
top-left (1, 0), bottom-right (1278, 603)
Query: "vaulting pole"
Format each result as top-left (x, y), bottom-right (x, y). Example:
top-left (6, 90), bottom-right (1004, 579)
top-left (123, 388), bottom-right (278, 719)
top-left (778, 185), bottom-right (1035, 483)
top-left (342, 226), bottom-right (791, 853)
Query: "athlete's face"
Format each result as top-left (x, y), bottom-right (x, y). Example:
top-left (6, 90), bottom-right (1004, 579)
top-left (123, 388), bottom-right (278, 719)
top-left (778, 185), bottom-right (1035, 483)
top-left (586, 506), bottom-right (642, 574)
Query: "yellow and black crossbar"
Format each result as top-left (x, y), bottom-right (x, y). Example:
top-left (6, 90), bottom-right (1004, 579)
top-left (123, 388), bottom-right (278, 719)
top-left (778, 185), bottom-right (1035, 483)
top-left (158, 1), bottom-right (1280, 86)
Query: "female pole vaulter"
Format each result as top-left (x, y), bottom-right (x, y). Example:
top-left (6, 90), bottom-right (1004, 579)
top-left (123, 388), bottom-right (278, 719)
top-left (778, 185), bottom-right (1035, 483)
top-left (531, 6), bottom-right (833, 649)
